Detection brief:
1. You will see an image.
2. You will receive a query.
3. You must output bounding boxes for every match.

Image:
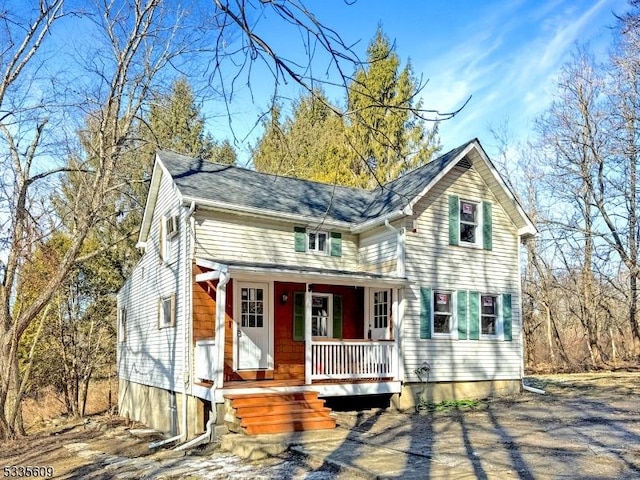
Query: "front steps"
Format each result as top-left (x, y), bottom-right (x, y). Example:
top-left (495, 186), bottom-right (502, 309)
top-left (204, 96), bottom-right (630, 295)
top-left (224, 391), bottom-right (336, 435)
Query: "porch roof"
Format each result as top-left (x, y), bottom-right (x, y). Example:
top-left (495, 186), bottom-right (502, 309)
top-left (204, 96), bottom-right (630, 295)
top-left (195, 257), bottom-right (409, 287)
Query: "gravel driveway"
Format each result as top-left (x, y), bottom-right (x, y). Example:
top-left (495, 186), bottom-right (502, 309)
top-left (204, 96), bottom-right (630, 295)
top-left (1, 372), bottom-right (638, 479)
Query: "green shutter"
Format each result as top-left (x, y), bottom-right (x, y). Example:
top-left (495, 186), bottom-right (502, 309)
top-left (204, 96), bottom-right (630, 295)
top-left (469, 291), bottom-right (480, 340)
top-left (420, 287), bottom-right (432, 339)
top-left (293, 292), bottom-right (305, 341)
top-left (483, 201), bottom-right (492, 251)
top-left (332, 295), bottom-right (343, 338)
top-left (503, 293), bottom-right (512, 341)
top-left (457, 290), bottom-right (468, 339)
top-left (294, 226), bottom-right (306, 252)
top-left (330, 232), bottom-right (342, 257)
top-left (449, 195), bottom-right (459, 246)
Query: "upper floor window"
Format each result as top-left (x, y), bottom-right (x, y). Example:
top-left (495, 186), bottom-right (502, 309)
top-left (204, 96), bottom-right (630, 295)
top-left (449, 195), bottom-right (492, 250)
top-left (159, 214), bottom-right (178, 263)
top-left (308, 231), bottom-right (328, 254)
top-left (460, 200), bottom-right (479, 244)
top-left (294, 226), bottom-right (342, 257)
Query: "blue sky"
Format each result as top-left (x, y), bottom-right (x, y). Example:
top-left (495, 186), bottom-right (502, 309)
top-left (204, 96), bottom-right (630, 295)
top-left (208, 0), bottom-right (628, 163)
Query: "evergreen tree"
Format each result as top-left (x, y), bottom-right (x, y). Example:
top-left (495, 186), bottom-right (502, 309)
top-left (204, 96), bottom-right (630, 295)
top-left (253, 92), bottom-right (355, 184)
top-left (347, 27), bottom-right (439, 186)
top-left (147, 77), bottom-right (217, 160)
top-left (252, 28), bottom-right (439, 188)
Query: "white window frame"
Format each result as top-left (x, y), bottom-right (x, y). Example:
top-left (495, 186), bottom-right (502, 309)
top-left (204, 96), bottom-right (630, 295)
top-left (459, 199), bottom-right (482, 247)
top-left (432, 290), bottom-right (457, 338)
top-left (118, 307), bottom-right (127, 343)
top-left (480, 294), bottom-right (502, 339)
top-left (160, 214), bottom-right (178, 263)
top-left (307, 230), bottom-right (329, 255)
top-left (158, 293), bottom-right (176, 329)
top-left (311, 293), bottom-right (333, 337)
top-left (372, 289), bottom-right (389, 329)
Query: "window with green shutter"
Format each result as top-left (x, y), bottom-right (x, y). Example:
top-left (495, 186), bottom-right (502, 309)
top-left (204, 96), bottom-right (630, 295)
top-left (457, 290), bottom-right (468, 339)
top-left (449, 195), bottom-right (493, 250)
top-left (330, 232), bottom-right (342, 257)
top-left (449, 196), bottom-right (459, 246)
top-left (468, 291), bottom-right (480, 340)
top-left (503, 293), bottom-right (512, 341)
top-left (420, 287), bottom-right (432, 339)
top-left (332, 295), bottom-right (343, 338)
top-left (293, 292), bottom-right (305, 341)
top-left (294, 227), bottom-right (306, 252)
top-left (482, 201), bottom-right (492, 251)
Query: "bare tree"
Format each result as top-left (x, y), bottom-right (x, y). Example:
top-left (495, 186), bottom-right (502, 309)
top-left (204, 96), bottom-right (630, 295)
top-left (0, 0), bottom-right (197, 439)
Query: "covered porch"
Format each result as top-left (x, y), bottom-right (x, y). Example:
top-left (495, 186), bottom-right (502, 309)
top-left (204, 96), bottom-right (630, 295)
top-left (192, 258), bottom-right (407, 402)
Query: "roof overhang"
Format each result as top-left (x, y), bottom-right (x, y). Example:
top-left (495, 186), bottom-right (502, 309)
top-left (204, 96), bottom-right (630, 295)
top-left (138, 155), bottom-right (182, 245)
top-left (183, 195), bottom-right (353, 230)
top-left (407, 140), bottom-right (537, 239)
top-left (195, 257), bottom-right (409, 288)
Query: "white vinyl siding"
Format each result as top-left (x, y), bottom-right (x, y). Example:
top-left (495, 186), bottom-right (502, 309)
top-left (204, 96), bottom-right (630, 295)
top-left (359, 225), bottom-right (397, 274)
top-left (194, 211), bottom-right (359, 271)
top-left (403, 163), bottom-right (522, 383)
top-left (117, 169), bottom-right (188, 393)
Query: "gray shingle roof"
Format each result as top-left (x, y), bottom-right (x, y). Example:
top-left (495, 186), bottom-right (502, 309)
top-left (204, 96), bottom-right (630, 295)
top-left (158, 139), bottom-right (476, 225)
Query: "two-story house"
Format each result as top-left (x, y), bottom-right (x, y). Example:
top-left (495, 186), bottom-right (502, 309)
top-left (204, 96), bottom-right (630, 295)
top-left (117, 138), bottom-right (536, 440)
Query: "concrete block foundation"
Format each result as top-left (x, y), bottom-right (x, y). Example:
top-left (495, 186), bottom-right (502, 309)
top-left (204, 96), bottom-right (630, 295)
top-left (119, 379), bottom-right (207, 439)
top-left (391, 379), bottom-right (522, 411)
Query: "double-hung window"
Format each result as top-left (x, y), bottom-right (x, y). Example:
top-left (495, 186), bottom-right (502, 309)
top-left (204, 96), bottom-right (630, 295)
top-left (449, 195), bottom-right (492, 250)
top-left (294, 226), bottom-right (342, 257)
top-left (158, 293), bottom-right (176, 329)
top-left (481, 295), bottom-right (499, 337)
top-left (308, 231), bottom-right (328, 254)
top-left (433, 291), bottom-right (453, 335)
top-left (460, 200), bottom-right (479, 244)
top-left (421, 288), bottom-right (512, 341)
top-left (159, 214), bottom-right (178, 263)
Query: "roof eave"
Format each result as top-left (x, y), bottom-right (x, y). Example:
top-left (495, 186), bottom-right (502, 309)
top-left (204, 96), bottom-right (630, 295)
top-left (137, 155), bottom-right (163, 244)
top-left (182, 195), bottom-right (354, 230)
top-left (350, 208), bottom-right (410, 234)
top-left (407, 141), bottom-right (478, 212)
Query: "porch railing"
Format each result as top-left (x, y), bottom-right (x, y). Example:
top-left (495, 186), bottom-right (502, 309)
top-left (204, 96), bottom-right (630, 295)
top-left (311, 339), bottom-right (396, 380)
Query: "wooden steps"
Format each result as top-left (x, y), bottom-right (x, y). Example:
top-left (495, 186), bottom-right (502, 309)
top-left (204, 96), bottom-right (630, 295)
top-left (224, 391), bottom-right (336, 435)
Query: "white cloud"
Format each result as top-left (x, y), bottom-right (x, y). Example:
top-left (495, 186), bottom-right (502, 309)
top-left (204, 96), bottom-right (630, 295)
top-left (416, 0), bottom-right (625, 153)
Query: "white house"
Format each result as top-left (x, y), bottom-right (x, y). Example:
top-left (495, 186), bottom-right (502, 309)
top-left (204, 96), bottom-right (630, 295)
top-left (117, 139), bottom-right (536, 439)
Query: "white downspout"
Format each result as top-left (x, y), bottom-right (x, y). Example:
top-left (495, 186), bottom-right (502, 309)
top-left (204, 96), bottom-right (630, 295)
top-left (174, 410), bottom-right (216, 451)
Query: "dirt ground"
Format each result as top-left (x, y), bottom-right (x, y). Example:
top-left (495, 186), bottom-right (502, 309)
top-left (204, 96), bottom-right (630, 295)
top-left (0, 372), bottom-right (638, 479)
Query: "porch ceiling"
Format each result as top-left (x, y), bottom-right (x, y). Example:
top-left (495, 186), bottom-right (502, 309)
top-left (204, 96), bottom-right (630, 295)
top-left (195, 257), bottom-right (409, 287)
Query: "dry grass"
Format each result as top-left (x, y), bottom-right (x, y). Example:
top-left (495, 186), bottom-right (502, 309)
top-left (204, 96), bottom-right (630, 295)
top-left (21, 378), bottom-right (118, 434)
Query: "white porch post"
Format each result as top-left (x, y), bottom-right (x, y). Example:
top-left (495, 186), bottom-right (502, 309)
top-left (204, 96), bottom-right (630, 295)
top-left (214, 271), bottom-right (229, 389)
top-left (396, 287), bottom-right (405, 382)
top-left (392, 287), bottom-right (400, 380)
top-left (305, 284), bottom-right (312, 385)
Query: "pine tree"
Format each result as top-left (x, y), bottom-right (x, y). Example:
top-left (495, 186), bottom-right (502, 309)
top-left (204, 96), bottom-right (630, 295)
top-left (252, 29), bottom-right (439, 188)
top-left (347, 27), bottom-right (439, 186)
